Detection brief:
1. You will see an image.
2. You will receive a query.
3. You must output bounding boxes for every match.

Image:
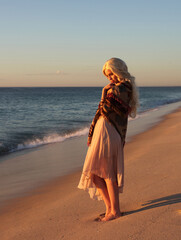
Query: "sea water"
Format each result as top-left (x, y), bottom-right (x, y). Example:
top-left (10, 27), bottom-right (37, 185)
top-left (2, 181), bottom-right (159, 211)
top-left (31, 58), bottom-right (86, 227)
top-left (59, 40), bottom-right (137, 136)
top-left (1, 86), bottom-right (181, 156)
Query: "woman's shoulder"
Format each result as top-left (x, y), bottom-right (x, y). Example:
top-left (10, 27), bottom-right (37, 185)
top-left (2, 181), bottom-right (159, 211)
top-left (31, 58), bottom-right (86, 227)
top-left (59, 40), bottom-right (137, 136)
top-left (121, 80), bottom-right (132, 91)
top-left (114, 81), bottom-right (132, 92)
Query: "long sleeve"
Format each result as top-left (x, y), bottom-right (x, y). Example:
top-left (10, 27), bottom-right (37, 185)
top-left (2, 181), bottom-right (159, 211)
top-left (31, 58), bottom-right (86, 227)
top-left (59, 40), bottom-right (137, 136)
top-left (87, 102), bottom-right (102, 145)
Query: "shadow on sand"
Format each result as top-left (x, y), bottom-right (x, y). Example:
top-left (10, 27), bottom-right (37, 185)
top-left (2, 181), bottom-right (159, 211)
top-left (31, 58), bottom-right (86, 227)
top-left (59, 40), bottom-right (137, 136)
top-left (94, 193), bottom-right (181, 221)
top-left (124, 193), bottom-right (181, 216)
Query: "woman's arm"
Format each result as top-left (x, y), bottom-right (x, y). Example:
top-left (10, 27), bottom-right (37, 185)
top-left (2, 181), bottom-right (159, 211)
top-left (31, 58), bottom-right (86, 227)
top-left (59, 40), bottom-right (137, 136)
top-left (87, 106), bottom-right (101, 146)
top-left (87, 83), bottom-right (116, 146)
top-left (101, 83), bottom-right (115, 101)
top-left (87, 84), bottom-right (114, 146)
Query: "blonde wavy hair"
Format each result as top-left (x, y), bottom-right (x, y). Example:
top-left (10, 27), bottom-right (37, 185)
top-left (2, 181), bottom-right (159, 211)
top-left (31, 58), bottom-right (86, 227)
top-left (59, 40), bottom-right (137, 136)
top-left (102, 57), bottom-right (140, 118)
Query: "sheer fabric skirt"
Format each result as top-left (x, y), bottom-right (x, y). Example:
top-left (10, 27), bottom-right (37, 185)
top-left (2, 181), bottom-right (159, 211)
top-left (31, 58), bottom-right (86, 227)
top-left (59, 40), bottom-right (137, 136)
top-left (77, 116), bottom-right (124, 200)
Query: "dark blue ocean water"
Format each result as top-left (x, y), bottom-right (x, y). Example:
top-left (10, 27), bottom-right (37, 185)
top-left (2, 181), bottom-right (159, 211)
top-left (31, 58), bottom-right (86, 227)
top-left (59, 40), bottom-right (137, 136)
top-left (0, 87), bottom-right (181, 156)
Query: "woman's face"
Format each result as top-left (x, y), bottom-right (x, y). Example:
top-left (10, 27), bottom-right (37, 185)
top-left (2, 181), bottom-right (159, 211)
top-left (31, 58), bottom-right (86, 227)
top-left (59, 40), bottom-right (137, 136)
top-left (104, 69), bottom-right (119, 84)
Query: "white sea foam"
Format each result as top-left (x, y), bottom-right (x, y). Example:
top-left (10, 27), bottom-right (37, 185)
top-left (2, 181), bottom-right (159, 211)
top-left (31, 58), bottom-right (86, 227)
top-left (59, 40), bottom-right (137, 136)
top-left (10, 127), bottom-right (89, 153)
top-left (128, 107), bottom-right (159, 121)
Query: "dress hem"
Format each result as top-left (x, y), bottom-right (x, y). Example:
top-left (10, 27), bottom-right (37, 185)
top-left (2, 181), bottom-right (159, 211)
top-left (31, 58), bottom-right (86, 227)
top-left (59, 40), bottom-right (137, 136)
top-left (77, 172), bottom-right (124, 201)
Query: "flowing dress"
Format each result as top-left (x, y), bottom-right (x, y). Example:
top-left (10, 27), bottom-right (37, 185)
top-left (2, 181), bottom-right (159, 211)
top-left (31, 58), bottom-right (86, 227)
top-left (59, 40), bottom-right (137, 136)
top-left (77, 116), bottom-right (124, 200)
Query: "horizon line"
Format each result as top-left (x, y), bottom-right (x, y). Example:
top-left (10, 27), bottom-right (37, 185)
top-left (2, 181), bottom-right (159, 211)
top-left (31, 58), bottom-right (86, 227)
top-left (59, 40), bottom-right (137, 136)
top-left (0, 85), bottom-right (181, 88)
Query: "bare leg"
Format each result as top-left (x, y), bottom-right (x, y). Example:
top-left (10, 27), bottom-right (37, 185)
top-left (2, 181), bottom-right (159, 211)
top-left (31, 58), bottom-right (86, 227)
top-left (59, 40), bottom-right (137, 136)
top-left (101, 179), bottom-right (122, 221)
top-left (93, 175), bottom-right (111, 216)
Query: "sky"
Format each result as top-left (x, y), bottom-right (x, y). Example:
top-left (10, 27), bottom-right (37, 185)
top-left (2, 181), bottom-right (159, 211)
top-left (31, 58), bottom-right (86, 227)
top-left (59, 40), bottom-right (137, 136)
top-left (0, 0), bottom-right (181, 87)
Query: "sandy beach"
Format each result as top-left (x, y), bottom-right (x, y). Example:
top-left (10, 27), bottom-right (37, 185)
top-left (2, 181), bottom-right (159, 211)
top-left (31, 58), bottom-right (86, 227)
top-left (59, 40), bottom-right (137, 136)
top-left (1, 107), bottom-right (181, 240)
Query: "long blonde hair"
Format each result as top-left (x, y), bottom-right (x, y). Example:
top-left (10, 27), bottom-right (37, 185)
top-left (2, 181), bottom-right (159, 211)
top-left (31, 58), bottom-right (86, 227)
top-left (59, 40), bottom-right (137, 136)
top-left (102, 57), bottom-right (140, 118)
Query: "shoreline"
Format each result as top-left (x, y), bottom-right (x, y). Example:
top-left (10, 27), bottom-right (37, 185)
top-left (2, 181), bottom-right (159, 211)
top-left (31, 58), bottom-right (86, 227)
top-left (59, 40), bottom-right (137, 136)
top-left (0, 106), bottom-right (180, 239)
top-left (0, 101), bottom-right (181, 208)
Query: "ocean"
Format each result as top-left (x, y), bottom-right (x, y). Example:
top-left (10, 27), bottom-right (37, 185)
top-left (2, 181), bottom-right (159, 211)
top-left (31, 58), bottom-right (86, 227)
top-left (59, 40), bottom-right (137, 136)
top-left (1, 86), bottom-right (181, 157)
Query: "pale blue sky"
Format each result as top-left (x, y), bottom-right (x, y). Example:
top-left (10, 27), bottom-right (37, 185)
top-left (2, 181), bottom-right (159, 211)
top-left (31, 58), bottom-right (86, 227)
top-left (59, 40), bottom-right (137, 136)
top-left (0, 0), bottom-right (180, 87)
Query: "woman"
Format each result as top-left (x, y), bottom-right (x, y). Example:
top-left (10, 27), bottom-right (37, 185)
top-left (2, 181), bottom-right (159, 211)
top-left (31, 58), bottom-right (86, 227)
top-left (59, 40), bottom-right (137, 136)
top-left (78, 58), bottom-right (139, 221)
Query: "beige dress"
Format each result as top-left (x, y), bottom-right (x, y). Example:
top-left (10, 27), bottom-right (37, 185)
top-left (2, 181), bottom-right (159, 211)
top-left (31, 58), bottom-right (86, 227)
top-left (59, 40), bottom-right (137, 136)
top-left (78, 116), bottom-right (124, 200)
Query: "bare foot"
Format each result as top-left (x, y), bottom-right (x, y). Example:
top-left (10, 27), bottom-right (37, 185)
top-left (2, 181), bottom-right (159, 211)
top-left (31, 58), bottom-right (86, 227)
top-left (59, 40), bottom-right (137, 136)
top-left (99, 209), bottom-right (111, 218)
top-left (94, 211), bottom-right (110, 222)
top-left (94, 209), bottom-right (117, 222)
top-left (101, 212), bottom-right (123, 222)
top-left (105, 209), bottom-right (111, 217)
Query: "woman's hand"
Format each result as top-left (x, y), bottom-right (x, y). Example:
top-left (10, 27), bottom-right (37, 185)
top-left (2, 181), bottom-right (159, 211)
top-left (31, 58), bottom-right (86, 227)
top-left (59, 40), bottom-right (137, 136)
top-left (101, 83), bottom-right (115, 101)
